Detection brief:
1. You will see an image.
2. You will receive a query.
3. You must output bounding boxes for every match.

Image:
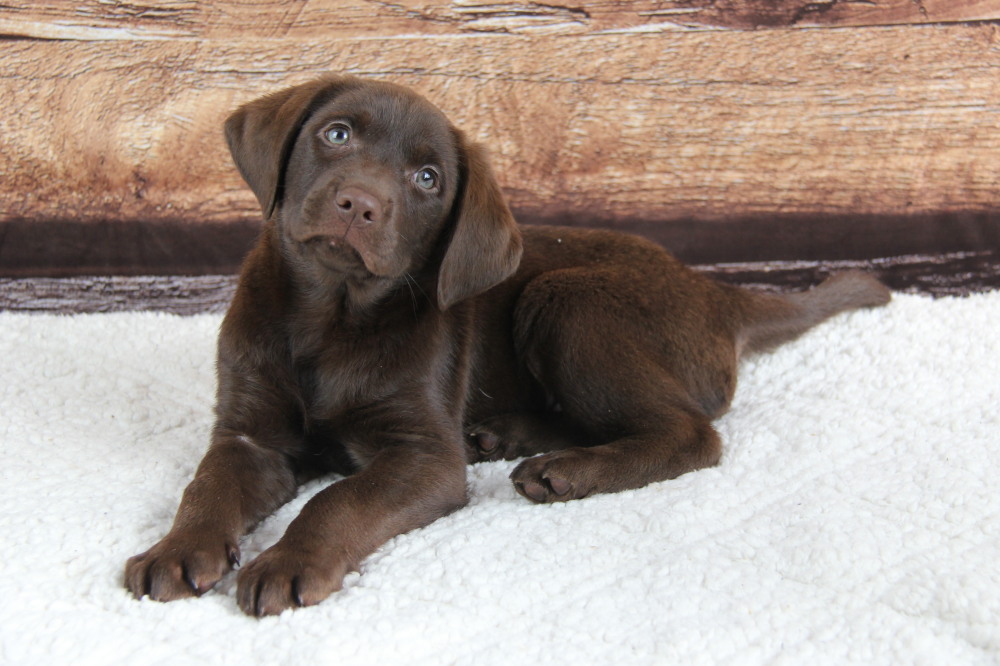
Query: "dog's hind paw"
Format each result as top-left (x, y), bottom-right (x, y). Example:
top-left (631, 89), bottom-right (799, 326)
top-left (509, 449), bottom-right (597, 503)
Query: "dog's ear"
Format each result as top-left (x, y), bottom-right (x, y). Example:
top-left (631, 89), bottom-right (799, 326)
top-left (224, 76), bottom-right (351, 219)
top-left (437, 135), bottom-right (523, 310)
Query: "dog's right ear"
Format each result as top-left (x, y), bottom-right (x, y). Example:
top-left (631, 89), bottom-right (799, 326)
top-left (224, 76), bottom-right (353, 220)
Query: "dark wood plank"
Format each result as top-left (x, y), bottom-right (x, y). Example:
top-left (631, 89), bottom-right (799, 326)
top-left (0, 219), bottom-right (260, 277)
top-left (703, 251), bottom-right (1000, 296)
top-left (3, 212), bottom-right (998, 278)
top-left (2, 251), bottom-right (996, 315)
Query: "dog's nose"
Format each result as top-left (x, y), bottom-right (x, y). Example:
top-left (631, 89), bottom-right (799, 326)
top-left (335, 186), bottom-right (382, 225)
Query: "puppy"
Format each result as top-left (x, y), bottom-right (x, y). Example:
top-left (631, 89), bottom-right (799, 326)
top-left (125, 75), bottom-right (890, 616)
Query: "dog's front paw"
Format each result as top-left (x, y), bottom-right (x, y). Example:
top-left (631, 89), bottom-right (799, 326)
top-left (236, 544), bottom-right (350, 617)
top-left (125, 530), bottom-right (240, 602)
top-left (509, 449), bottom-right (598, 503)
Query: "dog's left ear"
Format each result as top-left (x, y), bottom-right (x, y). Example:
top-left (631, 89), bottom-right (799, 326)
top-left (224, 75), bottom-right (353, 220)
top-left (437, 134), bottom-right (523, 310)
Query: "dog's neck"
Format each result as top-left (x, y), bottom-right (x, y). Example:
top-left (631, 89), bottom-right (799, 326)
top-left (277, 245), bottom-right (434, 332)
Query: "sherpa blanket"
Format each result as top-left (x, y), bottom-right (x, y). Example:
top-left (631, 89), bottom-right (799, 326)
top-left (0, 292), bottom-right (997, 665)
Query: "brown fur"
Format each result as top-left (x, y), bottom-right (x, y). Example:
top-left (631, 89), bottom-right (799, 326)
top-left (125, 75), bottom-right (891, 616)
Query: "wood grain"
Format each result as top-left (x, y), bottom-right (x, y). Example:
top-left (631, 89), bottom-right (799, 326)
top-left (0, 275), bottom-right (238, 314)
top-left (4, 249), bottom-right (996, 314)
top-left (3, 24), bottom-right (1000, 234)
top-left (1, 0), bottom-right (997, 40)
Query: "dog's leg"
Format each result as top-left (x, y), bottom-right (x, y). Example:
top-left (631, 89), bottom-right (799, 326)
top-left (236, 440), bottom-right (467, 616)
top-left (507, 267), bottom-right (733, 502)
top-left (508, 406), bottom-right (722, 503)
top-left (124, 431), bottom-right (299, 601)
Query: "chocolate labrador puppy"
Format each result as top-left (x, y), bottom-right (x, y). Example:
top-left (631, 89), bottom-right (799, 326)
top-left (125, 75), bottom-right (890, 616)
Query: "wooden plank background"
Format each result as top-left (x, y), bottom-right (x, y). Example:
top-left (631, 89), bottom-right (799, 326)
top-left (3, 1), bottom-right (997, 38)
top-left (1, 1), bottom-right (999, 283)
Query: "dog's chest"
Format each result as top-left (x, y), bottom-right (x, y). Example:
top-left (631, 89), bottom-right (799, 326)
top-left (293, 334), bottom-right (397, 419)
top-left (290, 304), bottom-right (443, 413)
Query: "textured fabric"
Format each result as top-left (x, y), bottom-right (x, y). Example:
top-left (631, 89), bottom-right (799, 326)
top-left (0, 292), bottom-right (997, 665)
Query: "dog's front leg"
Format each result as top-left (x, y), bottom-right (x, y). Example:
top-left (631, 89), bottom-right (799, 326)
top-left (236, 438), bottom-right (468, 616)
top-left (124, 429), bottom-right (299, 602)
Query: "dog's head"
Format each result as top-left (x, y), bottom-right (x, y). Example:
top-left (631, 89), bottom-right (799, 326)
top-left (224, 75), bottom-right (522, 310)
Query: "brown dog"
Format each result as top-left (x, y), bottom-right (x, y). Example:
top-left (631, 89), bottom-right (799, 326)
top-left (125, 75), bottom-right (890, 616)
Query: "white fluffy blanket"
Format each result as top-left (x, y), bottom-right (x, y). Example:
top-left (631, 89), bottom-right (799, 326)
top-left (1, 292), bottom-right (998, 665)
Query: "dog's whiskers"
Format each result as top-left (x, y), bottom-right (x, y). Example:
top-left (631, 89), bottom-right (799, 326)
top-left (403, 272), bottom-right (422, 316)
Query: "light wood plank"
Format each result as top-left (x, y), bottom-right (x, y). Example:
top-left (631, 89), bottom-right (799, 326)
top-left (1, 0), bottom-right (998, 41)
top-left (2, 25), bottom-right (999, 229)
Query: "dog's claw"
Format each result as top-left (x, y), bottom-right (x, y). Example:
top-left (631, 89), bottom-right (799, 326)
top-left (227, 544), bottom-right (241, 570)
top-left (182, 564), bottom-right (200, 594)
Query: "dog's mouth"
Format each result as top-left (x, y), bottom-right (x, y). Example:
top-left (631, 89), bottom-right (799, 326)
top-left (295, 232), bottom-right (399, 278)
top-left (301, 234), bottom-right (348, 251)
top-left (298, 233), bottom-right (367, 269)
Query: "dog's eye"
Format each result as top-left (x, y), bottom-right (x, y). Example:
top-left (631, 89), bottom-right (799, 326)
top-left (324, 124), bottom-right (350, 146)
top-left (415, 168), bottom-right (438, 191)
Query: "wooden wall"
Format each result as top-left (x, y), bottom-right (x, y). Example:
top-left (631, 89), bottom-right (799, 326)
top-left (1, 1), bottom-right (999, 281)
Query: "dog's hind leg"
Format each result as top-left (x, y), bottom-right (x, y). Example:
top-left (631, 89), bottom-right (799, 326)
top-left (503, 267), bottom-right (891, 503)
top-left (506, 267), bottom-right (731, 503)
top-left (508, 402), bottom-right (723, 503)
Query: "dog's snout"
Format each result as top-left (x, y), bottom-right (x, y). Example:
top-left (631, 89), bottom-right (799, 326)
top-left (336, 186), bottom-right (382, 224)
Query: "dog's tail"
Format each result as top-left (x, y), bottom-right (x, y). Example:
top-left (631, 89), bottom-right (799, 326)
top-left (736, 271), bottom-right (891, 355)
